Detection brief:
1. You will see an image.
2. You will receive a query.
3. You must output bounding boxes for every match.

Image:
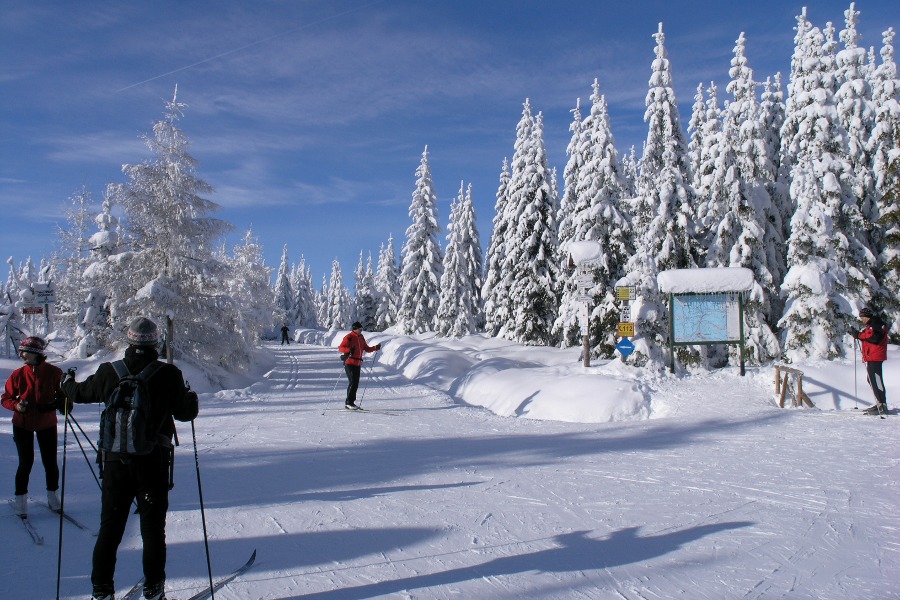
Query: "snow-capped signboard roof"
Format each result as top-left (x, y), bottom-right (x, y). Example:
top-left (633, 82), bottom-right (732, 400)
top-left (657, 267), bottom-right (755, 294)
top-left (567, 241), bottom-right (603, 266)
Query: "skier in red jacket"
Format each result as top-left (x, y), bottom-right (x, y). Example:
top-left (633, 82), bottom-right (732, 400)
top-left (1, 336), bottom-right (70, 516)
top-left (852, 307), bottom-right (889, 415)
top-left (338, 322), bottom-right (380, 409)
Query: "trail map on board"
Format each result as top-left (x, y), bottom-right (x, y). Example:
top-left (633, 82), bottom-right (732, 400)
top-left (672, 293), bottom-right (741, 343)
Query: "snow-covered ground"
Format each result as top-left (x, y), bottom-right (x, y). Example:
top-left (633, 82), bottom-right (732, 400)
top-left (1, 331), bottom-right (898, 599)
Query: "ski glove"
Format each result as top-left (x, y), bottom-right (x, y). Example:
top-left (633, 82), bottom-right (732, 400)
top-left (340, 353), bottom-right (350, 362)
top-left (40, 393), bottom-right (74, 414)
top-left (62, 367), bottom-right (76, 385)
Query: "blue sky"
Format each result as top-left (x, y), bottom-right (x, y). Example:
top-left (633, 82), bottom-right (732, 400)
top-left (2, 0), bottom-right (898, 287)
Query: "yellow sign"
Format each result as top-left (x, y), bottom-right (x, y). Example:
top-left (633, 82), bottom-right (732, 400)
top-left (616, 286), bottom-right (635, 301)
top-left (617, 322), bottom-right (635, 337)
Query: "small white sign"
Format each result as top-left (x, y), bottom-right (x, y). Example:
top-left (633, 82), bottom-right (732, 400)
top-left (620, 304), bottom-right (632, 322)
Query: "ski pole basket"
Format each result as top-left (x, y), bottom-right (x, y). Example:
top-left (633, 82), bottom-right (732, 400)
top-left (774, 365), bottom-right (814, 408)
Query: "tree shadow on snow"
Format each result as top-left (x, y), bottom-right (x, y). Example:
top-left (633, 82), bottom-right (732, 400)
top-left (279, 521), bottom-right (753, 599)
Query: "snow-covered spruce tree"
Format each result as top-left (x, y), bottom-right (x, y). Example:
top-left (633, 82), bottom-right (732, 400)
top-left (556, 98), bottom-right (586, 261)
top-left (688, 83), bottom-right (710, 197)
top-left (627, 23), bottom-right (698, 368)
top-left (778, 23), bottom-right (878, 360)
top-left (836, 3), bottom-right (877, 245)
top-left (71, 189), bottom-right (121, 357)
top-left (324, 259), bottom-right (351, 330)
top-left (759, 73), bottom-right (790, 283)
top-left (456, 183), bottom-right (484, 332)
top-left (877, 148), bottom-right (900, 340)
top-left (397, 146), bottom-right (443, 334)
top-left (374, 236), bottom-right (400, 331)
top-left (316, 274), bottom-right (329, 328)
top-left (870, 28), bottom-right (900, 263)
top-left (437, 182), bottom-right (483, 337)
top-left (693, 82), bottom-right (728, 256)
top-left (777, 7), bottom-right (815, 236)
top-left (109, 89), bottom-right (242, 371)
top-left (706, 32), bottom-right (781, 365)
top-left (621, 146), bottom-right (639, 198)
top-left (555, 98), bottom-right (589, 348)
top-left (500, 107), bottom-right (560, 345)
top-left (272, 244), bottom-right (293, 329)
top-left (51, 186), bottom-right (95, 325)
top-left (225, 228), bottom-right (274, 345)
top-left (556, 80), bottom-right (632, 357)
top-left (292, 256), bottom-right (318, 329)
top-left (482, 157), bottom-right (512, 336)
top-left (353, 252), bottom-right (378, 331)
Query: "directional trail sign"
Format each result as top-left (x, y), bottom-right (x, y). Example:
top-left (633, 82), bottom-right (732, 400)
top-left (616, 337), bottom-right (635, 358)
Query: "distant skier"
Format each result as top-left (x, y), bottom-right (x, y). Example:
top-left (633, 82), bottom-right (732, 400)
top-left (338, 322), bottom-right (380, 409)
top-left (1, 336), bottom-right (70, 517)
top-left (852, 307), bottom-right (889, 416)
top-left (281, 323), bottom-right (291, 345)
top-left (61, 317), bottom-right (199, 600)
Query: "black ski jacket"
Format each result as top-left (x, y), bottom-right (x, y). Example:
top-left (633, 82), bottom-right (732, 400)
top-left (61, 346), bottom-right (198, 443)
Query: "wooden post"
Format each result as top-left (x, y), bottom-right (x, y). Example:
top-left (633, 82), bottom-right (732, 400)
top-left (582, 334), bottom-right (590, 368)
top-left (779, 373), bottom-right (789, 408)
top-left (775, 366), bottom-right (781, 396)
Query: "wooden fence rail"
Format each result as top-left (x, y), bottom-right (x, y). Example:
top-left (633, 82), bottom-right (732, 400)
top-left (774, 365), bottom-right (814, 408)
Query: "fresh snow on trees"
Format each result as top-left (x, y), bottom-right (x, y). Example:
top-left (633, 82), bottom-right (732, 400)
top-left (627, 23), bottom-right (698, 367)
top-left (374, 236), bottom-right (400, 331)
top-left (437, 182), bottom-right (484, 337)
top-left (498, 103), bottom-right (560, 345)
top-left (99, 89), bottom-right (248, 372)
top-left (353, 252), bottom-right (378, 331)
top-left (482, 158), bottom-right (512, 337)
top-left (556, 80), bottom-right (632, 357)
top-left (779, 11), bottom-right (879, 361)
top-left (273, 244), bottom-right (293, 328)
top-left (397, 146), bottom-right (443, 334)
top-left (324, 259), bottom-right (351, 330)
top-left (224, 229), bottom-right (274, 346)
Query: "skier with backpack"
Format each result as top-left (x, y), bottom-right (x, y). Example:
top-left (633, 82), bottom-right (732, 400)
top-left (60, 317), bottom-right (199, 600)
top-left (2, 336), bottom-right (71, 517)
top-left (851, 307), bottom-right (890, 416)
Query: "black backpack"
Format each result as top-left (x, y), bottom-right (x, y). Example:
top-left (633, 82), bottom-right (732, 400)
top-left (99, 360), bottom-right (164, 455)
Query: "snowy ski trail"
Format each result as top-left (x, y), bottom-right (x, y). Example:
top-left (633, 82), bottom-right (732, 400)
top-left (1, 340), bottom-right (897, 599)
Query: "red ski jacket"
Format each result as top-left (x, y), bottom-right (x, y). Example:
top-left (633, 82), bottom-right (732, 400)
top-left (2, 360), bottom-right (64, 432)
top-left (338, 330), bottom-right (379, 367)
top-left (858, 317), bottom-right (889, 362)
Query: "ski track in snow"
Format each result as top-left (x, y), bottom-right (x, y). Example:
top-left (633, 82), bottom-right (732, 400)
top-left (1, 341), bottom-right (898, 599)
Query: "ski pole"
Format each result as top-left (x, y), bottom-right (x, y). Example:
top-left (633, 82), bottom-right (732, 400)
top-left (56, 401), bottom-right (70, 600)
top-left (358, 348), bottom-right (378, 408)
top-left (322, 367), bottom-right (346, 416)
top-left (191, 418), bottom-right (216, 599)
top-left (67, 414), bottom-right (102, 491)
top-left (854, 339), bottom-right (860, 409)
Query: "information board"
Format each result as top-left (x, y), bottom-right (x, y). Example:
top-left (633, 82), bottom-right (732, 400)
top-left (671, 293), bottom-right (741, 344)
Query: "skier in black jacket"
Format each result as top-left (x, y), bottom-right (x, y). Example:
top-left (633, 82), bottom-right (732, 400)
top-left (61, 317), bottom-right (199, 600)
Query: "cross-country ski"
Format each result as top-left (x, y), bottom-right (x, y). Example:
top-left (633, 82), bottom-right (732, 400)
top-left (16, 515), bottom-right (44, 545)
top-left (36, 500), bottom-right (97, 536)
top-left (186, 550), bottom-right (256, 600)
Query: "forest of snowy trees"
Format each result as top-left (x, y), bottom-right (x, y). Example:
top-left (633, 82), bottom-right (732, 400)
top-left (3, 4), bottom-right (898, 375)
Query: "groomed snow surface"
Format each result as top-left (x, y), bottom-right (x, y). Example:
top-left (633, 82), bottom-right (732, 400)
top-left (2, 330), bottom-right (898, 599)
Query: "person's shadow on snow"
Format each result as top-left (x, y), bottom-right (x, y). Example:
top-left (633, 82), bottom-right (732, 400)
top-left (285, 521), bottom-right (752, 599)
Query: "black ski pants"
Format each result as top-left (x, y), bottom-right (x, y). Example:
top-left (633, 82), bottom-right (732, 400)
top-left (12, 424), bottom-right (59, 496)
top-left (344, 363), bottom-right (362, 405)
top-left (92, 448), bottom-right (170, 592)
top-left (866, 361), bottom-right (887, 405)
